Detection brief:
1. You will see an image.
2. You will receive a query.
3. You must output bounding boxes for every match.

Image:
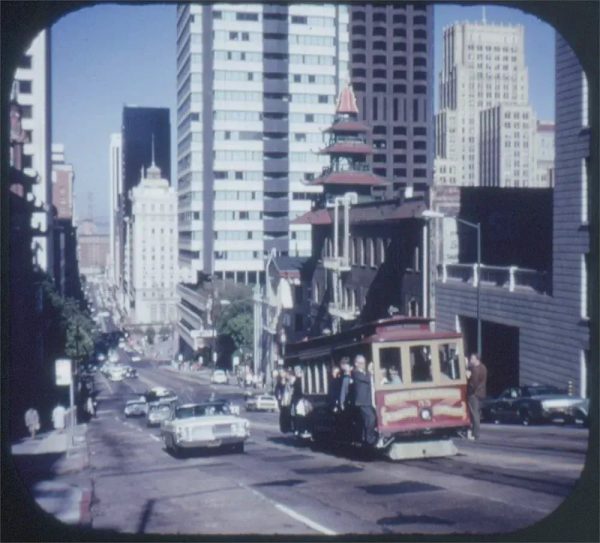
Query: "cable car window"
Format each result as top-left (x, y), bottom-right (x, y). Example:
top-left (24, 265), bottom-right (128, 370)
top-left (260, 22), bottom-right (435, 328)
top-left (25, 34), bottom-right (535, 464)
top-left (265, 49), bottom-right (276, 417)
top-left (410, 345), bottom-right (432, 382)
top-left (439, 343), bottom-right (461, 381)
top-left (379, 347), bottom-right (403, 386)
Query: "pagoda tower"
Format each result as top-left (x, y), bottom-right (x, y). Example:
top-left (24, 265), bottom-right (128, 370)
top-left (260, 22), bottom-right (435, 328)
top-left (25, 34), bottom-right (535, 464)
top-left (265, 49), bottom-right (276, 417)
top-left (309, 84), bottom-right (388, 206)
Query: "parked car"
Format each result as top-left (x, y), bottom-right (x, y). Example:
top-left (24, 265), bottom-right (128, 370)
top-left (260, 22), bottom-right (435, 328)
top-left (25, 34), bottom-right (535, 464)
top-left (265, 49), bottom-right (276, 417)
top-left (124, 399), bottom-right (147, 417)
top-left (211, 370), bottom-right (228, 384)
top-left (108, 365), bottom-right (127, 382)
top-left (161, 401), bottom-right (250, 456)
top-left (147, 402), bottom-right (174, 427)
top-left (481, 385), bottom-right (586, 426)
top-left (131, 354), bottom-right (142, 362)
top-left (245, 394), bottom-right (278, 412)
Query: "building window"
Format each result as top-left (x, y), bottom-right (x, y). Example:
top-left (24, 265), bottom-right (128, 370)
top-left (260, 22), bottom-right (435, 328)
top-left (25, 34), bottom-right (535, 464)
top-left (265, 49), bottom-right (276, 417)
top-left (18, 55), bottom-right (32, 68)
top-left (582, 72), bottom-right (589, 128)
top-left (19, 80), bottom-right (32, 94)
top-left (581, 253), bottom-right (589, 319)
top-left (360, 238), bottom-right (366, 266)
top-left (582, 159), bottom-right (588, 224)
top-left (21, 105), bottom-right (32, 118)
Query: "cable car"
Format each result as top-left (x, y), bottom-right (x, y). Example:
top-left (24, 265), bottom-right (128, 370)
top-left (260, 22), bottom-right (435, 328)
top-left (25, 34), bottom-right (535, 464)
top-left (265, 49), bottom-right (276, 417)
top-left (281, 316), bottom-right (470, 460)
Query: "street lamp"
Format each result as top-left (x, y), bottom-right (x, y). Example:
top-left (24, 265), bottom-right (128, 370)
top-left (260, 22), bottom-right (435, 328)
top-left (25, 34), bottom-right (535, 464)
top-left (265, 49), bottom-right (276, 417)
top-left (422, 210), bottom-right (482, 356)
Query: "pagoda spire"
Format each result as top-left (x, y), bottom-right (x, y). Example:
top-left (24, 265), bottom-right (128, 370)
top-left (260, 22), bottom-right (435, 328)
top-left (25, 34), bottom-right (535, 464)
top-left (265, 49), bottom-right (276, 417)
top-left (336, 84), bottom-right (359, 116)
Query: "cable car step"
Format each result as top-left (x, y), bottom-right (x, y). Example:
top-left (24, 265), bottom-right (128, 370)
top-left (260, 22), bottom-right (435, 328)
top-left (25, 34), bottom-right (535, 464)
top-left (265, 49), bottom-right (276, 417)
top-left (386, 439), bottom-right (457, 460)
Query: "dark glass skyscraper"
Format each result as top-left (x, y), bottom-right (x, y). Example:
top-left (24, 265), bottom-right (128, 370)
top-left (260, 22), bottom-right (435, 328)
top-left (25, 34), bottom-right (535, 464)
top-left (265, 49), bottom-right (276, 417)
top-left (349, 3), bottom-right (434, 194)
top-left (121, 106), bottom-right (171, 215)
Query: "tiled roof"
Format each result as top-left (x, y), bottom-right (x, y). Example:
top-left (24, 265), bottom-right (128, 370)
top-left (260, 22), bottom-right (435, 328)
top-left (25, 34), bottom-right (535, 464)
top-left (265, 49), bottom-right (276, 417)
top-left (310, 170), bottom-right (388, 186)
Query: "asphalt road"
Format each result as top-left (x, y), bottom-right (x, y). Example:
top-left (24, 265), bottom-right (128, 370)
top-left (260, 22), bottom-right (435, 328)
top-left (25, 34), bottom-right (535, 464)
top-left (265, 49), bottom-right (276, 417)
top-left (85, 353), bottom-right (590, 537)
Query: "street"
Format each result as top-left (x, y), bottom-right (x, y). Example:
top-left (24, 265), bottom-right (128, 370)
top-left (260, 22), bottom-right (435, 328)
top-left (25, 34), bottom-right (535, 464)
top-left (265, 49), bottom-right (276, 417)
top-left (85, 353), bottom-right (589, 536)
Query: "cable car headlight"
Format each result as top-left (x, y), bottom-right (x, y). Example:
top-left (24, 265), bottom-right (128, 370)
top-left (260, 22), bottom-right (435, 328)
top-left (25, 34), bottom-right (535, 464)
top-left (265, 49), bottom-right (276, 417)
top-left (420, 408), bottom-right (432, 421)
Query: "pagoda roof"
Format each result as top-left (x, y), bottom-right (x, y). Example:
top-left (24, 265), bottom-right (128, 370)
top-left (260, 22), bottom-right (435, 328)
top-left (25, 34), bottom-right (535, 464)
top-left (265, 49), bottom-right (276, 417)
top-left (319, 142), bottom-right (373, 155)
top-left (292, 199), bottom-right (427, 226)
top-left (309, 170), bottom-right (388, 187)
top-left (324, 121), bottom-right (369, 133)
top-left (336, 85), bottom-right (359, 115)
top-left (292, 208), bottom-right (332, 225)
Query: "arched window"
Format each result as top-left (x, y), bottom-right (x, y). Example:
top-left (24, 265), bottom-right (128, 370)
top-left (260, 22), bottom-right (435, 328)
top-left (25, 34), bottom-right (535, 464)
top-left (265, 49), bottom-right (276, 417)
top-left (353, 237), bottom-right (359, 264)
top-left (378, 238), bottom-right (386, 264)
top-left (368, 239), bottom-right (375, 267)
top-left (360, 238), bottom-right (366, 265)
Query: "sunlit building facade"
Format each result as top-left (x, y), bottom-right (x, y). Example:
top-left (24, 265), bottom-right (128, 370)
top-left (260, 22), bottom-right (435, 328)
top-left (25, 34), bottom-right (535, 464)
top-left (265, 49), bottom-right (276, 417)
top-left (175, 4), bottom-right (349, 286)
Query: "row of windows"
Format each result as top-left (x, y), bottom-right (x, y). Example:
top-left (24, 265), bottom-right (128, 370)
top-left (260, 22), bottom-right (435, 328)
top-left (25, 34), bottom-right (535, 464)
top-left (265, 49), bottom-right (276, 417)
top-left (214, 30), bottom-right (259, 42)
top-left (179, 211), bottom-right (202, 222)
top-left (289, 54), bottom-right (335, 66)
top-left (214, 50), bottom-right (262, 63)
top-left (215, 230), bottom-right (263, 241)
top-left (214, 90), bottom-right (261, 102)
top-left (214, 150), bottom-right (263, 161)
top-left (215, 250), bottom-right (261, 260)
top-left (214, 70), bottom-right (262, 82)
top-left (214, 190), bottom-right (263, 201)
top-left (214, 170), bottom-right (263, 181)
top-left (214, 211), bottom-right (262, 221)
top-left (214, 130), bottom-right (263, 141)
top-left (291, 73), bottom-right (335, 85)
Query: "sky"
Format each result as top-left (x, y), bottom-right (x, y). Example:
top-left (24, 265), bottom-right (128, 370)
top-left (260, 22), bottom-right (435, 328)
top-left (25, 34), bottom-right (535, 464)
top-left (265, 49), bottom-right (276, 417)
top-left (50, 3), bottom-right (556, 224)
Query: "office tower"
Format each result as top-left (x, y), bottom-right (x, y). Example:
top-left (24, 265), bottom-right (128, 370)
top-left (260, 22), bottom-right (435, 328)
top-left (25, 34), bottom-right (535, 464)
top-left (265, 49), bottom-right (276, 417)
top-left (434, 20), bottom-right (549, 187)
top-left (479, 103), bottom-right (536, 188)
top-left (51, 143), bottom-right (74, 219)
top-left (118, 107), bottom-right (170, 310)
top-left (176, 4), bottom-right (349, 286)
top-left (12, 29), bottom-right (53, 272)
top-left (348, 4), bottom-right (434, 193)
top-left (125, 159), bottom-right (178, 325)
top-left (109, 132), bottom-right (122, 288)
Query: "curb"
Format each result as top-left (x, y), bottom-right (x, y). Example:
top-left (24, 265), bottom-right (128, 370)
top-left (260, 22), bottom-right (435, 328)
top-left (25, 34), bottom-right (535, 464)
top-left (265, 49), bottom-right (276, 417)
top-left (79, 486), bottom-right (93, 526)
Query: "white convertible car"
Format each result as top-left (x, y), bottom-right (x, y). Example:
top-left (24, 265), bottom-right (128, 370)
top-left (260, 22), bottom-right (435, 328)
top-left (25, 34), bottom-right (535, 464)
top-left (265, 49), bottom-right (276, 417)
top-left (161, 401), bottom-right (250, 456)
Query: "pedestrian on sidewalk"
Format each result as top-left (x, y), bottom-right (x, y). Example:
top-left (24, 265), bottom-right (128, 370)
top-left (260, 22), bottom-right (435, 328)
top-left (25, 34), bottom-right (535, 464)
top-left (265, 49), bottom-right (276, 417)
top-left (466, 353), bottom-right (488, 440)
top-left (25, 407), bottom-right (40, 439)
top-left (52, 404), bottom-right (67, 432)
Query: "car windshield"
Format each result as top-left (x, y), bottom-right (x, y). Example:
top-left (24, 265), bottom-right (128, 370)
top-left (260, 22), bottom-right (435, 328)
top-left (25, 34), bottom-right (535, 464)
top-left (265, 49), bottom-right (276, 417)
top-left (524, 386), bottom-right (562, 397)
top-left (175, 403), bottom-right (231, 419)
top-left (150, 405), bottom-right (171, 413)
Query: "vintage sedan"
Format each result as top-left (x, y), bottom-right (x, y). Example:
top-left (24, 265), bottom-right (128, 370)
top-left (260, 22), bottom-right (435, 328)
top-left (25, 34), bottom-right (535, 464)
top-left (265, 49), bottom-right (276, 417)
top-left (161, 401), bottom-right (250, 456)
top-left (481, 385), bottom-right (586, 425)
top-left (147, 402), bottom-right (174, 427)
top-left (245, 394), bottom-right (278, 412)
top-left (124, 399), bottom-right (147, 417)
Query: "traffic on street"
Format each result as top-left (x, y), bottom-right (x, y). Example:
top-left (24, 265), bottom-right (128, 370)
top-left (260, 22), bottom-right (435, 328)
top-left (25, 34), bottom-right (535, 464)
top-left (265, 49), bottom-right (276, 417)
top-left (83, 349), bottom-right (588, 536)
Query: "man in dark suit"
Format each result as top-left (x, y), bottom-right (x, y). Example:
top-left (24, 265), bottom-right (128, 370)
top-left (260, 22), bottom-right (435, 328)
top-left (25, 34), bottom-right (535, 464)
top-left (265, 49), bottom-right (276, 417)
top-left (352, 355), bottom-right (377, 446)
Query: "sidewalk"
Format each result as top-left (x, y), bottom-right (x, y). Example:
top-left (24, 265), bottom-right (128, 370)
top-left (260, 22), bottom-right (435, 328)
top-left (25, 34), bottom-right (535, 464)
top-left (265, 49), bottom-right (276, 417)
top-left (10, 424), bottom-right (92, 526)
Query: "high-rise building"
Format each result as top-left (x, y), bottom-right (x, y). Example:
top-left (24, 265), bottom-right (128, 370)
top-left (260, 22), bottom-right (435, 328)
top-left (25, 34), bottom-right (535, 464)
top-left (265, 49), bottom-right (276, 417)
top-left (125, 160), bottom-right (178, 326)
top-left (51, 143), bottom-right (74, 219)
top-left (348, 4), bottom-right (434, 193)
top-left (176, 4), bottom-right (349, 286)
top-left (479, 103), bottom-right (536, 188)
top-left (109, 132), bottom-right (122, 288)
top-left (117, 107), bottom-right (170, 310)
top-left (434, 20), bottom-right (548, 187)
top-left (12, 29), bottom-right (53, 272)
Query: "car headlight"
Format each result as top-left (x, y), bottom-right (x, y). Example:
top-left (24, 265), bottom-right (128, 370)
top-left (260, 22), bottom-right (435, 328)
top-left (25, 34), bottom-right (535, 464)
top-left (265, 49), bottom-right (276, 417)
top-left (420, 408), bottom-right (432, 421)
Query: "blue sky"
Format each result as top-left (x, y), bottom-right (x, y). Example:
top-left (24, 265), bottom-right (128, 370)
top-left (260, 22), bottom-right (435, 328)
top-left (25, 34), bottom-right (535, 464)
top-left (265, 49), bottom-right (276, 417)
top-left (50, 3), bottom-right (555, 223)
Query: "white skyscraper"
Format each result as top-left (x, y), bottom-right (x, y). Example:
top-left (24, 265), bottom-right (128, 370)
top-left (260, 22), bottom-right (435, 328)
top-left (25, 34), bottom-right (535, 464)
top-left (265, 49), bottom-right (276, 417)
top-left (13, 29), bottom-right (53, 271)
top-left (534, 120), bottom-right (555, 187)
top-left (109, 133), bottom-right (122, 288)
top-left (434, 20), bottom-right (548, 187)
top-left (126, 160), bottom-right (178, 326)
top-left (176, 4), bottom-right (349, 286)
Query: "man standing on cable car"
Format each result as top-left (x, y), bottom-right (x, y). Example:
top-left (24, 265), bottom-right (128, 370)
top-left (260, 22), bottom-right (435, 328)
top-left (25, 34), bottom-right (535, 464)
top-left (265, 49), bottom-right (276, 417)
top-left (352, 355), bottom-right (378, 446)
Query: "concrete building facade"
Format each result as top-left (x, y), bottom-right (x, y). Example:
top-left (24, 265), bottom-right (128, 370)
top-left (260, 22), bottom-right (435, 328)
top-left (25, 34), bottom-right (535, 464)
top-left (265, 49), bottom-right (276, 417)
top-left (175, 4), bottom-right (349, 287)
top-left (12, 29), bottom-right (53, 272)
top-left (109, 133), bottom-right (122, 292)
top-left (125, 161), bottom-right (178, 327)
top-left (348, 3), bottom-right (434, 193)
top-left (51, 143), bottom-right (74, 219)
top-left (535, 120), bottom-right (555, 187)
top-left (433, 20), bottom-right (551, 188)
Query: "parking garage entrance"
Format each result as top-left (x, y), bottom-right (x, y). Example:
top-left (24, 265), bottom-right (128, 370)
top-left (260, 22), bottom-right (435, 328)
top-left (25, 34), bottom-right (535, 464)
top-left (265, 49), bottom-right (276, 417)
top-left (459, 317), bottom-right (519, 397)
